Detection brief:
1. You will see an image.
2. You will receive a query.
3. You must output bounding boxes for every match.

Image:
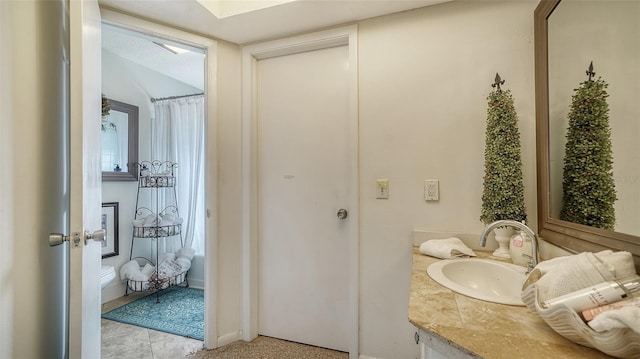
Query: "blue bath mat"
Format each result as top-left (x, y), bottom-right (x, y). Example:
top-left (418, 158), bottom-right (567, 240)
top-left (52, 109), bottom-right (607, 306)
top-left (102, 286), bottom-right (204, 341)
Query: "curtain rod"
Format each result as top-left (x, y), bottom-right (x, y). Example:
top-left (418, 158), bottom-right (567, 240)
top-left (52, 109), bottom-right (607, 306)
top-left (150, 92), bottom-right (204, 103)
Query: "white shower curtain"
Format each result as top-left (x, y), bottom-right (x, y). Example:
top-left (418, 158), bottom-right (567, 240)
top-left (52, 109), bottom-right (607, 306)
top-left (152, 95), bottom-right (205, 255)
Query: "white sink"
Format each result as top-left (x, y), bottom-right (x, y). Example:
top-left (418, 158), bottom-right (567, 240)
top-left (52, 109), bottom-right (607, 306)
top-left (427, 258), bottom-right (527, 306)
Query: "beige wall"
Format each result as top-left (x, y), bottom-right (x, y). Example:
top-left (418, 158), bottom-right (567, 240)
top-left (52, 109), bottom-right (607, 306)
top-left (215, 39), bottom-right (244, 340)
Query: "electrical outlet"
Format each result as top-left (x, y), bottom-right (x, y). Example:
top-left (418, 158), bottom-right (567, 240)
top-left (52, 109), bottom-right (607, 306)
top-left (425, 180), bottom-right (439, 201)
top-left (376, 179), bottom-right (389, 199)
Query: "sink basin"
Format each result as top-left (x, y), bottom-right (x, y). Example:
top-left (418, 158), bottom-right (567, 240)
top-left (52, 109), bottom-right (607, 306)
top-left (427, 258), bottom-right (527, 306)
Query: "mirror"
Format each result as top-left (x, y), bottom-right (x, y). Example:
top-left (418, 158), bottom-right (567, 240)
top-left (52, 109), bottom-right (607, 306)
top-left (535, 0), bottom-right (640, 265)
top-left (101, 99), bottom-right (139, 181)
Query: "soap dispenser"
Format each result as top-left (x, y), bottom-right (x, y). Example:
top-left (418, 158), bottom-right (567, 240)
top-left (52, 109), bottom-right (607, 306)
top-left (509, 229), bottom-right (532, 267)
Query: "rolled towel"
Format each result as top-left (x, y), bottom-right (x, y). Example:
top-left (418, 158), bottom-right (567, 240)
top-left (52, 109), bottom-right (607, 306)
top-left (176, 247), bottom-right (195, 261)
top-left (140, 263), bottom-right (155, 277)
top-left (157, 258), bottom-right (182, 279)
top-left (128, 269), bottom-right (149, 281)
top-left (419, 238), bottom-right (476, 259)
top-left (527, 251), bottom-right (632, 303)
top-left (175, 256), bottom-right (192, 272)
top-left (597, 250), bottom-right (636, 279)
top-left (161, 214), bottom-right (177, 225)
top-left (588, 306), bottom-right (640, 334)
top-left (158, 252), bottom-right (176, 265)
top-left (119, 260), bottom-right (140, 281)
top-left (143, 213), bottom-right (161, 227)
top-left (132, 218), bottom-right (145, 227)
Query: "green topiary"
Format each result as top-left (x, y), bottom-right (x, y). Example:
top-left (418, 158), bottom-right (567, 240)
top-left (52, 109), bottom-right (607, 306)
top-left (560, 68), bottom-right (616, 230)
top-left (480, 77), bottom-right (526, 225)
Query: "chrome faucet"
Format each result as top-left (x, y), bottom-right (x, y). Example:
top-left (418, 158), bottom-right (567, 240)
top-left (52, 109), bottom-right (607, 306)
top-left (479, 220), bottom-right (539, 271)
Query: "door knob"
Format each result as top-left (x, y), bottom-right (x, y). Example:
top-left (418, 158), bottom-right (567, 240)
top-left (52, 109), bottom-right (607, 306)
top-left (337, 208), bottom-right (348, 219)
top-left (49, 233), bottom-right (70, 247)
top-left (49, 229), bottom-right (105, 247)
top-left (85, 229), bottom-right (105, 243)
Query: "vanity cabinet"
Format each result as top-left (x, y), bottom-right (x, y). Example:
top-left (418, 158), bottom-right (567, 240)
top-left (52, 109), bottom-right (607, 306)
top-left (414, 329), bottom-right (473, 359)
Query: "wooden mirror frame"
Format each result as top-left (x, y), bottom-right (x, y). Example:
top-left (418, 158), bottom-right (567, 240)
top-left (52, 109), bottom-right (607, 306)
top-left (101, 99), bottom-right (139, 181)
top-left (535, 0), bottom-right (640, 268)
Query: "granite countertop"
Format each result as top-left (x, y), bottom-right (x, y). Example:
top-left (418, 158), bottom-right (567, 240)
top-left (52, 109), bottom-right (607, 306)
top-left (408, 248), bottom-right (613, 358)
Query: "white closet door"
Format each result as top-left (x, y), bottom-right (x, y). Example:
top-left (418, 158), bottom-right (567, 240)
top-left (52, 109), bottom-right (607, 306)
top-left (257, 44), bottom-right (352, 352)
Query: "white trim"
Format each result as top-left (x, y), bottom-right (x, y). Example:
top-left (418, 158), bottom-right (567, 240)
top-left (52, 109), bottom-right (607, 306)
top-left (217, 330), bottom-right (242, 347)
top-left (241, 25), bottom-right (359, 358)
top-left (99, 8), bottom-right (219, 349)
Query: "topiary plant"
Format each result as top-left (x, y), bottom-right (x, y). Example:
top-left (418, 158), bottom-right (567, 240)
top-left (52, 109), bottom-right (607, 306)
top-left (560, 63), bottom-right (616, 230)
top-left (480, 74), bottom-right (526, 225)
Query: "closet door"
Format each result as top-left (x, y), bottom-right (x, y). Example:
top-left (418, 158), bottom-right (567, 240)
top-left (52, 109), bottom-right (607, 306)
top-left (256, 44), bottom-right (352, 352)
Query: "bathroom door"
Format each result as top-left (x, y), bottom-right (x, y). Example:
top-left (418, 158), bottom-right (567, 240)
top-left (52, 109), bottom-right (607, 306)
top-left (256, 44), bottom-right (354, 352)
top-left (67, 0), bottom-right (103, 357)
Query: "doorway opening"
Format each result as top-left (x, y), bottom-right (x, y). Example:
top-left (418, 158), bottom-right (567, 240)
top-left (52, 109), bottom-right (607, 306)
top-left (99, 22), bottom-right (207, 356)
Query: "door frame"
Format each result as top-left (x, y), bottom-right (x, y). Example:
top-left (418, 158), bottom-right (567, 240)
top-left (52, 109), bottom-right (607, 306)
top-left (99, 9), bottom-right (219, 348)
top-left (241, 25), bottom-right (359, 357)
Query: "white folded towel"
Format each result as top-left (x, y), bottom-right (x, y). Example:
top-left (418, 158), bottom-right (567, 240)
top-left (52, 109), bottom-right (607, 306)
top-left (176, 247), bottom-right (195, 261)
top-left (143, 213), bottom-right (161, 227)
top-left (588, 306), bottom-right (640, 334)
top-left (419, 238), bottom-right (476, 259)
top-left (119, 260), bottom-right (151, 281)
top-left (525, 250), bottom-right (637, 303)
top-left (119, 260), bottom-right (138, 281)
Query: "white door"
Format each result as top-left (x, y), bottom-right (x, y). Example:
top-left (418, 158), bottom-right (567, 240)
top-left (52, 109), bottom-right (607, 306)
top-left (256, 45), bottom-right (352, 352)
top-left (68, 0), bottom-right (103, 357)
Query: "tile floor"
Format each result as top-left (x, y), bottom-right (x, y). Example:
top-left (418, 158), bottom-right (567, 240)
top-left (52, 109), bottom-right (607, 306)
top-left (102, 292), bottom-right (204, 359)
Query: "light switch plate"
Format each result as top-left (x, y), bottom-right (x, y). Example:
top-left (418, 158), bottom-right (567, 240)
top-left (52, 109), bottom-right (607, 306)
top-left (425, 179), bottom-right (439, 201)
top-left (376, 179), bottom-right (389, 199)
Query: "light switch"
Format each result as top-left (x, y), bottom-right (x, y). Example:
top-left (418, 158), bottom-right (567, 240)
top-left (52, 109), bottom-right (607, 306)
top-left (376, 179), bottom-right (389, 199)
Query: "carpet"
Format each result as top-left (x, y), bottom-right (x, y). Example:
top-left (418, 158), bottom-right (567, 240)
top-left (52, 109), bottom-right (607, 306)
top-left (102, 286), bottom-right (204, 341)
top-left (187, 336), bottom-right (348, 359)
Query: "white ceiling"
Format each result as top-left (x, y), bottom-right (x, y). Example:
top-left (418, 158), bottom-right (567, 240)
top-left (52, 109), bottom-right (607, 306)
top-left (98, 0), bottom-right (450, 45)
top-left (102, 25), bottom-right (206, 90)
top-left (99, 0), bottom-right (449, 94)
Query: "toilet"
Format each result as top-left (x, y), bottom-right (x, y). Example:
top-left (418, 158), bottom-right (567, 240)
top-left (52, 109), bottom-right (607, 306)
top-left (101, 265), bottom-right (116, 289)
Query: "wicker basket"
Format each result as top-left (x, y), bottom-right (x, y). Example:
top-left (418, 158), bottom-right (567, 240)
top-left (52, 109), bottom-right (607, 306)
top-left (521, 283), bottom-right (640, 358)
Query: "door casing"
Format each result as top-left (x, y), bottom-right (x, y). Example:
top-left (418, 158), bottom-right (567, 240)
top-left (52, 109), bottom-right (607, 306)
top-left (99, 8), bottom-right (219, 349)
top-left (241, 25), bottom-right (359, 358)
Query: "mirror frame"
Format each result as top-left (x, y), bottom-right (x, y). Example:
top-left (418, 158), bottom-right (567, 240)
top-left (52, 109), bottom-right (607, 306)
top-left (102, 99), bottom-right (139, 181)
top-left (535, 0), bottom-right (640, 266)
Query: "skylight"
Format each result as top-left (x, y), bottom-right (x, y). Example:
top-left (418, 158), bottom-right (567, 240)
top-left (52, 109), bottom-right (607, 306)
top-left (196, 0), bottom-right (297, 19)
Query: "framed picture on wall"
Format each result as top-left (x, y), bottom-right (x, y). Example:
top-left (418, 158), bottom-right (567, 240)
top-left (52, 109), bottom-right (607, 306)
top-left (101, 202), bottom-right (119, 259)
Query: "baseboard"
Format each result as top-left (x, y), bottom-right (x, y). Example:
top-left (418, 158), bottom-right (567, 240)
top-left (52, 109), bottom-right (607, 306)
top-left (359, 355), bottom-right (385, 359)
top-left (101, 281), bottom-right (127, 304)
top-left (218, 330), bottom-right (241, 347)
top-left (101, 278), bottom-right (204, 304)
top-left (187, 278), bottom-right (205, 289)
